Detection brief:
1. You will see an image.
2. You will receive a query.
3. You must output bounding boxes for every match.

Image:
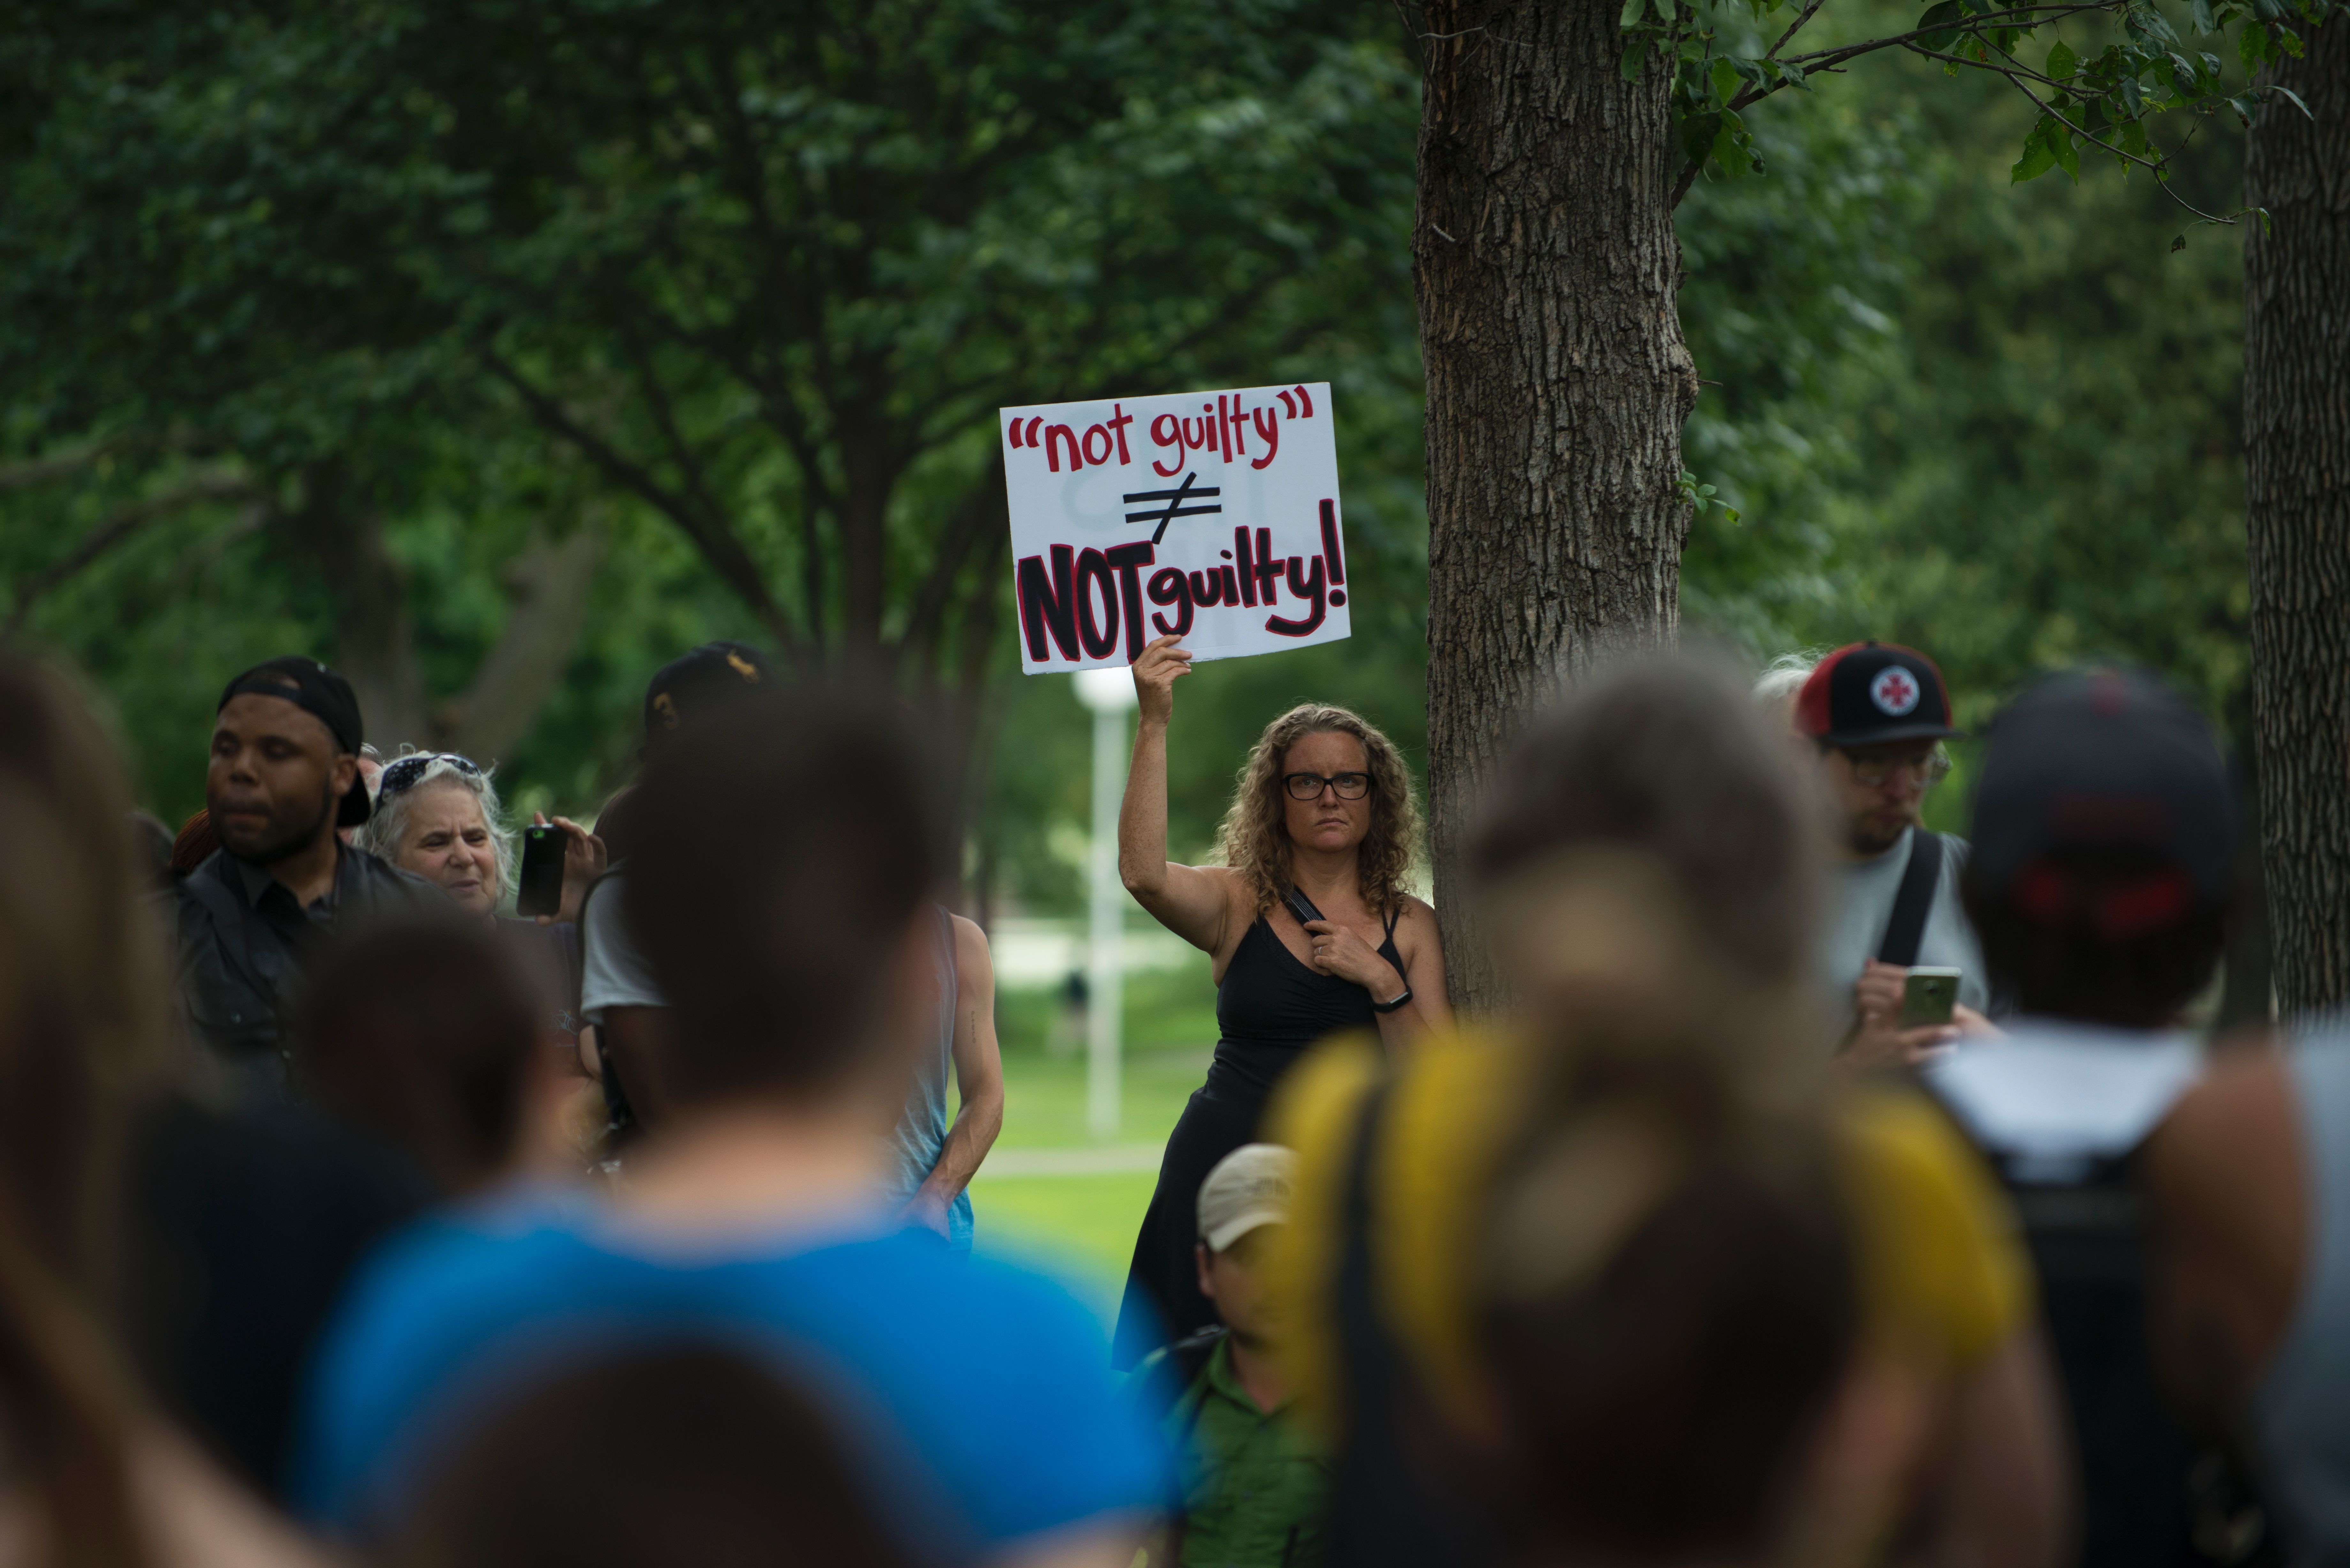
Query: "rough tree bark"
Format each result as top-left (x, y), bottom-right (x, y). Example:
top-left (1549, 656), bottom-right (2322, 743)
top-left (2245, 19), bottom-right (2350, 1018)
top-left (1399, 0), bottom-right (1699, 1012)
top-left (284, 462), bottom-right (607, 764)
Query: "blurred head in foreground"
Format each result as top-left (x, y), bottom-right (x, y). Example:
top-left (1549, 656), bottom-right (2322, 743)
top-left (294, 922), bottom-right (567, 1196)
top-left (1962, 665), bottom-right (2235, 1029)
top-left (1470, 650), bottom-right (1825, 1091)
top-left (624, 680), bottom-right (951, 1122)
top-left (0, 656), bottom-right (168, 1567)
top-left (1464, 653), bottom-right (1880, 1565)
top-left (394, 1341), bottom-right (913, 1568)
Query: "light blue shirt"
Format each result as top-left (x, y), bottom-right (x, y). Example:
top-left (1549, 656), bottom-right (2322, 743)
top-left (293, 1189), bottom-right (1171, 1556)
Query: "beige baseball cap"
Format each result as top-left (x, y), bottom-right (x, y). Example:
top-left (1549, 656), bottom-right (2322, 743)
top-left (1196, 1143), bottom-right (1298, 1254)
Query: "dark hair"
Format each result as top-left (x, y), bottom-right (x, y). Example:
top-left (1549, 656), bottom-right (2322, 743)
top-left (394, 1341), bottom-right (915, 1568)
top-left (1963, 845), bottom-right (2226, 1028)
top-left (626, 684), bottom-right (950, 1108)
top-left (0, 656), bottom-right (169, 1568)
top-left (1470, 653), bottom-right (1816, 988)
top-left (1481, 1115), bottom-right (1854, 1564)
top-left (292, 923), bottom-right (543, 1195)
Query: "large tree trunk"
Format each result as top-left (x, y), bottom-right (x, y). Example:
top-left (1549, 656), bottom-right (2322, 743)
top-left (1402, 0), bottom-right (1698, 1012)
top-left (283, 461), bottom-right (608, 766)
top-left (2245, 20), bottom-right (2350, 1018)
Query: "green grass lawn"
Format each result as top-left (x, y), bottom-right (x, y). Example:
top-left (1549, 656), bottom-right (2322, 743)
top-left (967, 959), bottom-right (1220, 1319)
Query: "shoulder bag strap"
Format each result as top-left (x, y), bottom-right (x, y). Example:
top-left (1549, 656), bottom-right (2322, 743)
top-left (1876, 829), bottom-right (1944, 969)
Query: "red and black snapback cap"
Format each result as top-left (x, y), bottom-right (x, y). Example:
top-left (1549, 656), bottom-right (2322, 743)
top-left (1794, 641), bottom-right (1962, 748)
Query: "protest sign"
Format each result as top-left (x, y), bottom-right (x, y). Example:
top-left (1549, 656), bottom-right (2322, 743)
top-left (1000, 382), bottom-right (1349, 675)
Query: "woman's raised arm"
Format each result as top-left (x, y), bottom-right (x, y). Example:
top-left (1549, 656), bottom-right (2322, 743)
top-left (1118, 636), bottom-right (1233, 955)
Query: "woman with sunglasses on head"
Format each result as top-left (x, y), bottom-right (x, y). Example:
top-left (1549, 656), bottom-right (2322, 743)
top-left (355, 752), bottom-right (605, 1049)
top-left (1111, 633), bottom-right (1450, 1369)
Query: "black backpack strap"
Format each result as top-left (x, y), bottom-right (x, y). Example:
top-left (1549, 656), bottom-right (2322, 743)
top-left (1876, 829), bottom-right (1943, 969)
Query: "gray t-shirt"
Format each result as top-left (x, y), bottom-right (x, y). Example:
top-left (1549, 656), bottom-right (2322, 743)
top-left (579, 870), bottom-right (663, 1023)
top-left (1817, 827), bottom-right (1988, 1039)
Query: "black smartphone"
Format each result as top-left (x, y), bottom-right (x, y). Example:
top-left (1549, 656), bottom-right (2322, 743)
top-left (1282, 886), bottom-right (1325, 928)
top-left (516, 824), bottom-right (566, 918)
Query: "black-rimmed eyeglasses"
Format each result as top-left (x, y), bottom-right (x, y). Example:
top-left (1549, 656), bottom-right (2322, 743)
top-left (1283, 771), bottom-right (1372, 802)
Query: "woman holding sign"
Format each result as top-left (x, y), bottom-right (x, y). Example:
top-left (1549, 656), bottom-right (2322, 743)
top-left (1110, 633), bottom-right (1450, 1367)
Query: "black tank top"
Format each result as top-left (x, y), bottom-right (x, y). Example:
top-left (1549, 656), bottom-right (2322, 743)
top-left (1210, 907), bottom-right (1403, 1098)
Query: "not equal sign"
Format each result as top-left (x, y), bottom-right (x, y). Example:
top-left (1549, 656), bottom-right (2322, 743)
top-left (1123, 471), bottom-right (1223, 544)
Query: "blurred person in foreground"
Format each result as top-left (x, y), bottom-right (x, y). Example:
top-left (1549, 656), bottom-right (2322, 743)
top-left (1114, 633), bottom-right (1451, 1368)
top-left (1135, 1144), bottom-right (1326, 1568)
top-left (578, 643), bottom-right (1004, 1234)
top-left (1924, 667), bottom-right (2347, 1566)
top-left (1269, 652), bottom-right (2068, 1568)
top-left (294, 681), bottom-right (1166, 1564)
top-left (355, 747), bottom-right (604, 1055)
top-left (294, 923), bottom-right (590, 1198)
top-left (0, 654), bottom-right (320, 1566)
top-left (575, 643), bottom-right (777, 1139)
top-left (1772, 643), bottom-right (1993, 1062)
top-left (393, 1341), bottom-right (914, 1568)
top-left (169, 657), bottom-right (443, 1092)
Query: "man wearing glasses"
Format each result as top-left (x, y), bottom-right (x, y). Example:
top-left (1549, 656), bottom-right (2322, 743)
top-left (1789, 642), bottom-right (1990, 1061)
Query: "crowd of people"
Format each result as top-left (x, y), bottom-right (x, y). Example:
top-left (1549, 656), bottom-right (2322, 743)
top-left (0, 622), bottom-right (2337, 1568)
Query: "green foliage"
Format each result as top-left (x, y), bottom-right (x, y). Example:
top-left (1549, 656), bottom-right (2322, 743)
top-left (1630, 0), bottom-right (2331, 224)
top-left (1678, 26), bottom-right (2252, 757)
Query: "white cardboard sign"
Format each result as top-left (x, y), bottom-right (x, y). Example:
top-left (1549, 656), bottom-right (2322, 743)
top-left (1001, 382), bottom-right (1350, 674)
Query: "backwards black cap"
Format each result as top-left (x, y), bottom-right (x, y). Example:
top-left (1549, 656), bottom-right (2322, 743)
top-left (218, 656), bottom-right (372, 827)
top-left (643, 642), bottom-right (776, 747)
top-left (1968, 666), bottom-right (2236, 928)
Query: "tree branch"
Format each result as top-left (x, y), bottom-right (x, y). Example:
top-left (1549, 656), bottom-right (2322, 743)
top-left (483, 350), bottom-right (803, 656)
top-left (5, 474), bottom-right (261, 635)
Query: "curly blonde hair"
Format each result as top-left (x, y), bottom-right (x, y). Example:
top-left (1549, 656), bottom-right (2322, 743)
top-left (1214, 704), bottom-right (1421, 918)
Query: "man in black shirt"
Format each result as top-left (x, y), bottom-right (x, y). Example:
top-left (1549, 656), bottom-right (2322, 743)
top-left (171, 656), bottom-right (441, 1088)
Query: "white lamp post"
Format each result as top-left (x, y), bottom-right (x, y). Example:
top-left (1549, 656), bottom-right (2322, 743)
top-left (1074, 665), bottom-right (1138, 1140)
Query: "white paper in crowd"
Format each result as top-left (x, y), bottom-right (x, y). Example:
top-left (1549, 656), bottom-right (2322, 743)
top-left (1000, 383), bottom-right (1350, 675)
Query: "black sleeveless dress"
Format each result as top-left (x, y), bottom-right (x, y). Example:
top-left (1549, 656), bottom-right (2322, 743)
top-left (1111, 906), bottom-right (1403, 1368)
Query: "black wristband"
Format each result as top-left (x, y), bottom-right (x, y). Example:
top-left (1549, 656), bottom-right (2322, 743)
top-left (1371, 984), bottom-right (1413, 1014)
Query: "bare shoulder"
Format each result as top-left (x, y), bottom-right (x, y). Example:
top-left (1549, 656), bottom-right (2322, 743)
top-left (1396, 893), bottom-right (1440, 937)
top-left (948, 912), bottom-right (993, 972)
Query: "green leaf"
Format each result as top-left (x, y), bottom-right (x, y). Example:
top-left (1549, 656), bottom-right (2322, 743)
top-left (1621, 34), bottom-right (1652, 79)
top-left (2119, 74), bottom-right (2145, 114)
top-left (1727, 53), bottom-right (1770, 86)
top-left (2054, 123), bottom-right (2081, 180)
top-left (2171, 233), bottom-right (2187, 250)
top-left (1711, 57), bottom-right (1740, 101)
top-left (1680, 109), bottom-right (1723, 164)
top-left (2271, 82), bottom-right (2315, 117)
top-left (1621, 0), bottom-right (1652, 32)
top-left (1650, 0), bottom-right (1677, 23)
top-left (1917, 0), bottom-right (1966, 50)
top-left (2012, 121), bottom-right (2059, 182)
top-left (1780, 59), bottom-right (1807, 87)
top-left (2240, 23), bottom-right (2273, 68)
top-left (2047, 39), bottom-right (2079, 76)
top-left (2191, 0), bottom-right (2217, 30)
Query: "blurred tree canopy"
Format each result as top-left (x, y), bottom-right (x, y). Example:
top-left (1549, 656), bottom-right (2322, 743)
top-left (0, 0), bottom-right (2262, 918)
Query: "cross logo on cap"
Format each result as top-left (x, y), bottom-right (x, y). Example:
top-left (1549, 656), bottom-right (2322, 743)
top-left (1870, 666), bottom-right (1920, 717)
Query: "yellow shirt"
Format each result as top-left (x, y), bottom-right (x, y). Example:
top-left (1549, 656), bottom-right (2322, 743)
top-left (1266, 1031), bottom-right (2031, 1438)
